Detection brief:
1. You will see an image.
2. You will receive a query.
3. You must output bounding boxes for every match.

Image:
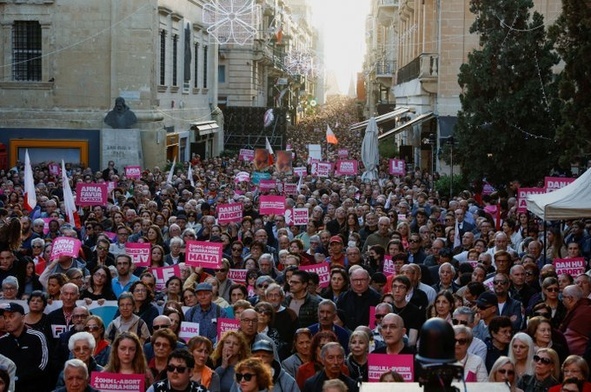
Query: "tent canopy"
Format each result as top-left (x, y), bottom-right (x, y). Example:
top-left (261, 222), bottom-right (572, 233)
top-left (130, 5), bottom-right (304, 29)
top-left (526, 168), bottom-right (591, 221)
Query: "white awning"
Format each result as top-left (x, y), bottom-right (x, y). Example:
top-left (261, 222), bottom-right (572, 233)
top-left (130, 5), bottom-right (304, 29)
top-left (378, 112), bottom-right (435, 140)
top-left (190, 121), bottom-right (219, 136)
top-left (349, 106), bottom-right (411, 131)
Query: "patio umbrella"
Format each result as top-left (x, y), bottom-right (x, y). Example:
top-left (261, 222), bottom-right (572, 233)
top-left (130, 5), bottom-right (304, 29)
top-left (361, 117), bottom-right (379, 182)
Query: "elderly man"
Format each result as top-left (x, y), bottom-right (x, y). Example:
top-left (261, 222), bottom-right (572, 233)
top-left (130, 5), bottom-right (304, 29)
top-left (337, 268), bottom-right (381, 331)
top-left (302, 342), bottom-right (359, 392)
top-left (560, 284), bottom-right (591, 355)
top-left (308, 299), bottom-right (350, 351)
top-left (265, 283), bottom-right (298, 359)
top-left (54, 359), bottom-right (100, 392)
top-left (184, 282), bottom-right (227, 343)
top-left (238, 308), bottom-right (279, 361)
top-left (47, 283), bottom-right (81, 343)
top-left (362, 216), bottom-right (391, 253)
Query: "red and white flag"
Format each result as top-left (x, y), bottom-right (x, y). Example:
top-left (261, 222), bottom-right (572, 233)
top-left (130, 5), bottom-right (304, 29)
top-left (23, 149), bottom-right (37, 211)
top-left (187, 163), bottom-right (195, 187)
top-left (265, 137), bottom-right (274, 165)
top-left (61, 160), bottom-right (81, 228)
top-left (166, 156), bottom-right (176, 185)
top-left (326, 125), bottom-right (338, 144)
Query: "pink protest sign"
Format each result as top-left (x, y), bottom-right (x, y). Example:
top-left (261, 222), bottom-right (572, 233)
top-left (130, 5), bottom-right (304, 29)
top-left (179, 321), bottom-right (200, 341)
top-left (125, 165), bottom-right (142, 179)
top-left (104, 231), bottom-right (117, 242)
top-left (228, 269), bottom-right (247, 285)
top-left (185, 240), bottom-right (223, 269)
top-left (259, 195), bottom-right (286, 215)
top-left (235, 171), bottom-right (251, 183)
top-left (259, 179), bottom-right (277, 192)
top-left (152, 265), bottom-right (181, 291)
top-left (300, 263), bottom-right (330, 288)
top-left (239, 149), bottom-right (255, 162)
top-left (517, 187), bottom-right (545, 213)
top-left (41, 218), bottom-right (52, 235)
top-left (50, 237), bottom-right (81, 260)
top-left (217, 318), bottom-right (240, 341)
top-left (335, 160), bottom-right (358, 176)
top-left (383, 256), bottom-right (394, 276)
top-left (49, 163), bottom-right (60, 176)
top-left (311, 162), bottom-right (332, 177)
top-left (106, 181), bottom-right (117, 194)
top-left (292, 207), bottom-right (309, 225)
top-left (389, 159), bottom-right (405, 175)
top-left (544, 176), bottom-right (575, 192)
top-left (217, 203), bottom-right (243, 224)
top-left (554, 258), bottom-right (586, 276)
top-left (369, 306), bottom-right (377, 328)
top-left (75, 183), bottom-right (108, 206)
top-left (368, 354), bottom-right (414, 381)
top-left (293, 166), bottom-right (307, 177)
top-left (125, 242), bottom-right (151, 267)
top-left (283, 183), bottom-right (298, 196)
top-left (91, 372), bottom-right (144, 392)
top-left (338, 149), bottom-right (349, 158)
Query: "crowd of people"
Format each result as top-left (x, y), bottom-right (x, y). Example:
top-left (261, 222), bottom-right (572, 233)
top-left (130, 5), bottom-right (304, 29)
top-left (0, 106), bottom-right (591, 392)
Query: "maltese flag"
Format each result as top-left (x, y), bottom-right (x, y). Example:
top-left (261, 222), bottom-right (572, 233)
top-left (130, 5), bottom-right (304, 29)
top-left (326, 125), bottom-right (338, 144)
top-left (166, 156), bottom-right (176, 185)
top-left (23, 149), bottom-right (37, 211)
top-left (265, 137), bottom-right (274, 165)
top-left (61, 160), bottom-right (81, 229)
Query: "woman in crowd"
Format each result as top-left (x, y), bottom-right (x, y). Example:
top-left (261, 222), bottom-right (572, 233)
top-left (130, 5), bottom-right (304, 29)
top-left (147, 225), bottom-right (168, 254)
top-left (105, 292), bottom-right (151, 343)
top-left (546, 226), bottom-right (567, 260)
top-left (84, 315), bottom-right (111, 366)
top-left (163, 305), bottom-right (185, 340)
top-left (427, 291), bottom-right (455, 323)
top-left (509, 332), bottom-right (535, 382)
top-left (321, 268), bottom-right (349, 303)
top-left (517, 348), bottom-right (560, 392)
top-left (129, 281), bottom-right (160, 333)
top-left (23, 290), bottom-right (50, 336)
top-left (81, 265), bottom-right (116, 302)
top-left (55, 332), bottom-right (103, 388)
top-left (46, 272), bottom-right (67, 302)
top-left (104, 331), bottom-right (154, 387)
top-left (23, 257), bottom-right (43, 297)
top-left (233, 357), bottom-right (273, 392)
top-left (281, 327), bottom-right (312, 379)
top-left (345, 213), bottom-right (360, 237)
top-left (526, 316), bottom-right (569, 364)
top-left (188, 336), bottom-right (221, 392)
top-left (182, 287), bottom-right (198, 307)
top-left (527, 277), bottom-right (567, 329)
top-left (162, 276), bottom-right (183, 304)
top-left (548, 355), bottom-right (591, 392)
top-left (253, 301), bottom-right (284, 356)
top-left (148, 328), bottom-right (177, 382)
top-left (489, 356), bottom-right (519, 391)
top-left (346, 330), bottom-right (369, 383)
top-left (212, 331), bottom-right (250, 392)
top-left (65, 268), bottom-right (85, 291)
top-left (230, 284), bottom-right (248, 305)
top-left (148, 244), bottom-right (166, 269)
top-left (453, 325), bottom-right (487, 382)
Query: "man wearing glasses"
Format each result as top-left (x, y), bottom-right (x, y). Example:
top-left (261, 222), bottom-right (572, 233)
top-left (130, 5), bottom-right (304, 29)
top-left (559, 284), bottom-right (591, 356)
top-left (492, 273), bottom-right (523, 332)
top-left (109, 226), bottom-right (130, 257)
top-left (146, 349), bottom-right (207, 392)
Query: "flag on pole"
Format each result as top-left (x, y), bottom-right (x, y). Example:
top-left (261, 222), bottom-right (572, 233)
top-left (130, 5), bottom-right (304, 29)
top-left (326, 125), bottom-right (338, 144)
top-left (166, 157), bottom-right (176, 185)
top-left (187, 163), bottom-right (195, 187)
top-left (61, 160), bottom-right (81, 229)
top-left (453, 219), bottom-right (461, 248)
top-left (265, 137), bottom-right (274, 165)
top-left (23, 149), bottom-right (37, 211)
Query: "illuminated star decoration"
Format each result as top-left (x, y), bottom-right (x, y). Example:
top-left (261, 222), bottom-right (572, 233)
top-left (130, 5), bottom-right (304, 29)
top-left (284, 50), bottom-right (319, 78)
top-left (203, 0), bottom-right (260, 46)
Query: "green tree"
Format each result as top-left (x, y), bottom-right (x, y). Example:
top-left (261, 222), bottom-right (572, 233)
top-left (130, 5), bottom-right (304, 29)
top-left (456, 0), bottom-right (560, 188)
top-left (548, 0), bottom-right (591, 167)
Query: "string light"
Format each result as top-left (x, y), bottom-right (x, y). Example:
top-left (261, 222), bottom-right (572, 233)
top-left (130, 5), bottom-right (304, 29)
top-left (510, 124), bottom-right (554, 141)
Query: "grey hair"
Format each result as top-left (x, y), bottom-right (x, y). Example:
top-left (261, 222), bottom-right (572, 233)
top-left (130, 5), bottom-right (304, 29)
top-left (453, 306), bottom-right (475, 324)
top-left (320, 342), bottom-right (345, 360)
top-left (318, 299), bottom-right (337, 312)
top-left (169, 236), bottom-right (184, 247)
top-left (2, 275), bottom-right (18, 289)
top-left (63, 358), bottom-right (89, 379)
top-left (31, 237), bottom-right (45, 247)
top-left (68, 331), bottom-right (96, 352)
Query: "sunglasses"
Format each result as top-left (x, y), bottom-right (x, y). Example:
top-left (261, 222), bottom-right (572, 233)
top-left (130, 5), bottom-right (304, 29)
top-left (152, 324), bottom-right (171, 331)
top-left (452, 319), bottom-right (468, 326)
top-left (493, 280), bottom-right (508, 285)
top-left (497, 369), bottom-right (515, 376)
top-left (257, 284), bottom-right (269, 289)
top-left (235, 373), bottom-right (255, 382)
top-left (374, 314), bottom-right (387, 320)
top-left (533, 355), bottom-right (552, 365)
top-left (408, 239), bottom-right (420, 243)
top-left (84, 325), bottom-right (100, 332)
top-left (215, 269), bottom-right (228, 273)
top-left (167, 365), bottom-right (187, 373)
top-left (455, 338), bottom-right (469, 346)
top-left (545, 287), bottom-right (559, 293)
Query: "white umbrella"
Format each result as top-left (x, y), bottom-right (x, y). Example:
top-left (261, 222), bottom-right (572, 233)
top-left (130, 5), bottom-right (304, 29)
top-left (361, 117), bottom-right (379, 182)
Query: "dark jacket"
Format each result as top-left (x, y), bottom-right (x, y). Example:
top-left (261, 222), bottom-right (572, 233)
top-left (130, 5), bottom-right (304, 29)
top-left (336, 288), bottom-right (381, 331)
top-left (284, 292), bottom-right (321, 328)
top-left (302, 371), bottom-right (359, 392)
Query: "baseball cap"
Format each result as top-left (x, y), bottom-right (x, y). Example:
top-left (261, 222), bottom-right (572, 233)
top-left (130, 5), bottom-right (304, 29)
top-left (0, 302), bottom-right (25, 315)
top-left (476, 292), bottom-right (498, 309)
top-left (252, 340), bottom-right (274, 353)
top-left (195, 282), bottom-right (213, 292)
top-left (330, 235), bottom-right (343, 244)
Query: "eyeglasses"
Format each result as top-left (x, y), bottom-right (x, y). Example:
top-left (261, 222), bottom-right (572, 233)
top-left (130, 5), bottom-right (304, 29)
top-left (166, 365), bottom-right (187, 373)
top-left (374, 314), bottom-right (387, 320)
top-left (96, 246), bottom-right (108, 251)
top-left (235, 373), bottom-right (255, 382)
top-left (72, 314), bottom-right (88, 319)
top-left (452, 319), bottom-right (468, 326)
top-left (545, 287), bottom-right (559, 293)
top-left (152, 324), bottom-right (171, 331)
top-left (84, 325), bottom-right (100, 332)
top-left (241, 318), bottom-right (257, 324)
top-left (493, 280), bottom-right (508, 285)
top-left (257, 284), bottom-right (269, 289)
top-left (154, 342), bottom-right (170, 348)
top-left (73, 346), bottom-right (91, 353)
top-left (497, 369), bottom-right (515, 376)
top-left (455, 338), bottom-right (468, 346)
top-left (533, 355), bottom-right (552, 365)
top-left (232, 248), bottom-right (242, 252)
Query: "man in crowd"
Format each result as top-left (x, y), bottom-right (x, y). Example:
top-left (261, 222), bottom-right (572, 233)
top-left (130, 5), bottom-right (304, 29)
top-left (112, 254), bottom-right (139, 297)
top-left (308, 299), bottom-right (350, 351)
top-left (337, 268), bottom-right (381, 331)
top-left (560, 284), bottom-right (591, 355)
top-left (302, 342), bottom-right (358, 392)
top-left (285, 270), bottom-right (320, 328)
top-left (184, 282), bottom-right (227, 343)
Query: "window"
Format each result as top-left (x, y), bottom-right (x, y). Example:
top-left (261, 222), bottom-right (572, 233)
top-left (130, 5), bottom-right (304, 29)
top-left (218, 65), bottom-right (226, 83)
top-left (159, 30), bottom-right (166, 85)
top-left (194, 42), bottom-right (199, 88)
top-left (12, 21), bottom-right (42, 81)
top-left (172, 34), bottom-right (178, 86)
top-left (203, 45), bottom-right (208, 88)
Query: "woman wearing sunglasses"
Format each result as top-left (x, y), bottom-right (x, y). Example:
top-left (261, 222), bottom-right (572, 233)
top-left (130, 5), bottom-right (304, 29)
top-left (489, 356), bottom-right (519, 391)
top-left (453, 325), bottom-right (487, 382)
top-left (84, 315), bottom-right (110, 366)
top-left (232, 357), bottom-right (273, 392)
top-left (517, 348), bottom-right (560, 392)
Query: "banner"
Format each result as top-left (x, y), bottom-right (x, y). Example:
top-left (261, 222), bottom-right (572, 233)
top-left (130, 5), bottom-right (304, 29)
top-left (91, 372), bottom-right (144, 392)
top-left (517, 187), bottom-right (545, 213)
top-left (389, 159), bottom-right (405, 175)
top-left (311, 162), bottom-right (331, 177)
top-left (259, 195), bottom-right (286, 215)
top-left (293, 166), bottom-right (307, 177)
top-left (382, 256), bottom-right (394, 276)
top-left (292, 207), bottom-right (309, 225)
top-left (251, 171), bottom-right (271, 185)
top-left (335, 160), bottom-right (358, 176)
top-left (151, 265), bottom-right (181, 291)
top-left (217, 318), bottom-right (240, 341)
top-left (106, 181), bottom-right (117, 194)
top-left (125, 166), bottom-right (142, 179)
top-left (368, 354), bottom-right (414, 381)
top-left (235, 171), bottom-right (251, 183)
top-left (50, 237), bottom-right (82, 260)
top-left (554, 258), bottom-right (586, 276)
top-left (217, 203), bottom-right (243, 224)
top-left (544, 176), bottom-right (575, 192)
top-left (300, 263), bottom-right (330, 288)
top-left (125, 242), bottom-right (151, 267)
top-left (228, 269), bottom-right (247, 285)
top-left (75, 183), bottom-right (108, 206)
top-left (179, 321), bottom-right (200, 341)
top-left (338, 149), bottom-right (349, 159)
top-left (259, 179), bottom-right (277, 192)
top-left (308, 144), bottom-right (322, 161)
top-left (49, 163), bottom-right (60, 176)
top-left (185, 240), bottom-right (223, 269)
top-left (254, 149), bottom-right (270, 171)
top-left (275, 150), bottom-right (293, 173)
top-left (283, 183), bottom-right (298, 196)
top-left (239, 149), bottom-right (255, 162)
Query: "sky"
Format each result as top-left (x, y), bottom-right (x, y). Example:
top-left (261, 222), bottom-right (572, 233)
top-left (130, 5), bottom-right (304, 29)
top-left (310, 0), bottom-right (370, 93)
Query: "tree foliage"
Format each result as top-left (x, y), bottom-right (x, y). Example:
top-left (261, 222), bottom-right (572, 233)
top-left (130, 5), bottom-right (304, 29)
top-left (455, 0), bottom-right (560, 188)
top-left (548, 0), bottom-right (591, 167)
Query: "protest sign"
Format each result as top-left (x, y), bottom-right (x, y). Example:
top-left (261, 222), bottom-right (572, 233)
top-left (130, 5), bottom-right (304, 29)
top-left (389, 159), bottom-right (405, 175)
top-left (217, 203), bottom-right (243, 224)
top-left (368, 354), bottom-right (414, 381)
top-left (125, 242), bottom-right (151, 267)
top-left (259, 195), bottom-right (286, 215)
top-left (239, 149), bottom-right (254, 162)
top-left (335, 160), bottom-right (358, 176)
top-left (300, 263), bottom-right (330, 288)
top-left (76, 183), bottom-right (108, 206)
top-left (517, 188), bottom-right (545, 213)
top-left (185, 241), bottom-right (223, 269)
top-left (91, 372), bottom-right (144, 392)
top-left (152, 265), bottom-right (181, 291)
top-left (124, 166), bottom-right (142, 179)
top-left (50, 237), bottom-right (81, 260)
top-left (179, 321), bottom-right (200, 341)
top-left (554, 258), bottom-right (586, 277)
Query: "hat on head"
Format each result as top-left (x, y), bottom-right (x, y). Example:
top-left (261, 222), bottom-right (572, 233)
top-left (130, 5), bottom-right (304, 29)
top-left (195, 282), bottom-right (213, 292)
top-left (0, 302), bottom-right (25, 315)
top-left (330, 235), bottom-right (343, 244)
top-left (175, 213), bottom-right (187, 221)
top-left (476, 292), bottom-right (498, 308)
top-left (252, 340), bottom-right (274, 353)
top-left (256, 276), bottom-right (274, 287)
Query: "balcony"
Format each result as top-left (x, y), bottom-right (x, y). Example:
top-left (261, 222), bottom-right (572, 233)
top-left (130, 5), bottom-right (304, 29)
top-left (396, 53), bottom-right (438, 92)
top-left (375, 59), bottom-right (396, 87)
top-left (377, 0), bottom-right (399, 26)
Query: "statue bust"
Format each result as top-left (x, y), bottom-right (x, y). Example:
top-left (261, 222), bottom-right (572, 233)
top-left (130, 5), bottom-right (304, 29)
top-left (104, 97), bottom-right (137, 129)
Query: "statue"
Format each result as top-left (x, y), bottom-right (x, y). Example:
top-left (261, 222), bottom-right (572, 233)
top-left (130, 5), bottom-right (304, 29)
top-left (104, 97), bottom-right (137, 129)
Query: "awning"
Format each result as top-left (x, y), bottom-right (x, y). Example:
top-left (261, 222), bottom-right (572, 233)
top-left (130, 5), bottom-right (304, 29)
top-left (349, 106), bottom-right (411, 131)
top-left (378, 112), bottom-right (435, 140)
top-left (190, 121), bottom-right (219, 136)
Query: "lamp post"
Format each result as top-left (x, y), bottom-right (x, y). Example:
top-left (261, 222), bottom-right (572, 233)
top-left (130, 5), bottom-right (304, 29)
top-left (445, 136), bottom-right (455, 198)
